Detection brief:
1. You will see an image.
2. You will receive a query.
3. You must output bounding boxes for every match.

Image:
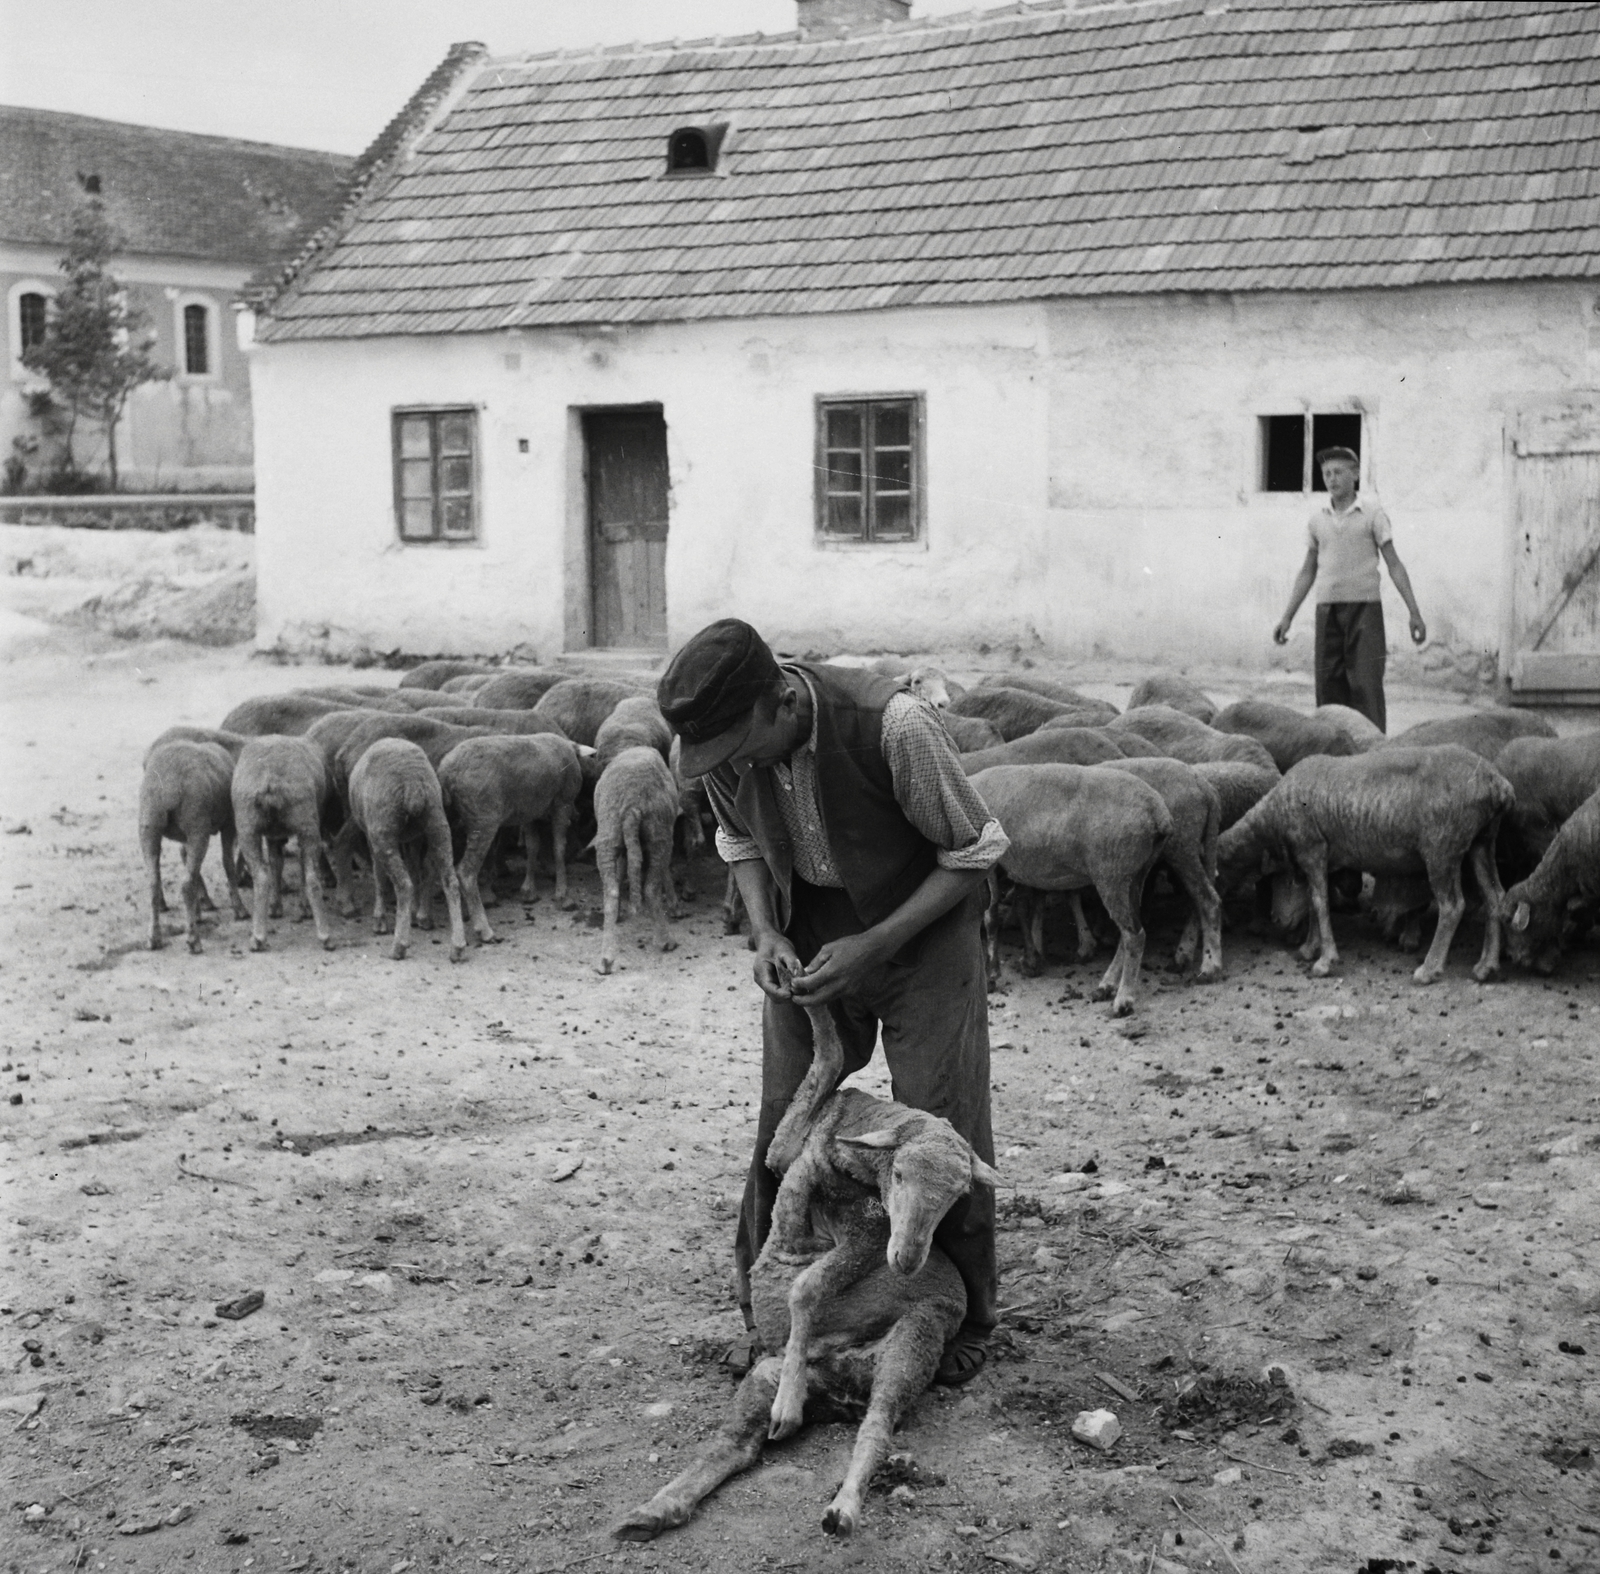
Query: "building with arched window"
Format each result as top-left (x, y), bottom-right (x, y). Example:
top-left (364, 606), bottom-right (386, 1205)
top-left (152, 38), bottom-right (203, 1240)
top-left (1, 106), bottom-right (350, 490)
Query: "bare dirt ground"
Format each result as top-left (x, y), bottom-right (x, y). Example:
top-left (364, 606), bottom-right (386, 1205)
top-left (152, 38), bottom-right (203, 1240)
top-left (3, 618), bottom-right (1598, 1574)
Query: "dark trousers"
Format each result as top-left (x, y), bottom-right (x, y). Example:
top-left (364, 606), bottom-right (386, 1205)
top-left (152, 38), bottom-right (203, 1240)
top-left (733, 879), bottom-right (998, 1334)
top-left (1315, 601), bottom-right (1387, 733)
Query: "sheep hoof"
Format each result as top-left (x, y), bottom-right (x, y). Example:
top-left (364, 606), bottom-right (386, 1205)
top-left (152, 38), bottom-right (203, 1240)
top-left (450, 945), bottom-right (466, 963)
top-left (390, 942), bottom-right (408, 961)
top-left (186, 937), bottom-right (204, 955)
top-left (374, 919), bottom-right (392, 935)
top-left (149, 933), bottom-right (165, 952)
top-left (268, 901), bottom-right (283, 919)
top-left (249, 936), bottom-right (267, 953)
top-left (611, 1508), bottom-right (670, 1543)
top-left (660, 938), bottom-right (678, 953)
top-left (1471, 961), bottom-right (1498, 983)
top-left (1089, 984), bottom-right (1114, 1002)
top-left (1111, 998), bottom-right (1134, 1018)
top-left (598, 957), bottom-right (614, 976)
top-left (321, 937), bottom-right (337, 952)
top-left (821, 1504), bottom-right (858, 1539)
top-left (1411, 965), bottom-right (1441, 985)
top-left (1311, 957), bottom-right (1334, 977)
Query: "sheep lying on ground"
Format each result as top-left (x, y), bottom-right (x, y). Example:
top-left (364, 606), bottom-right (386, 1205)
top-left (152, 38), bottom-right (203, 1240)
top-left (438, 734), bottom-right (584, 943)
top-left (231, 735), bottom-right (335, 952)
top-left (1501, 786), bottom-right (1600, 974)
top-left (976, 672), bottom-right (1117, 719)
top-left (1100, 757), bottom-right (1223, 980)
top-left (614, 1006), bottom-right (994, 1542)
top-left (1211, 699), bottom-right (1358, 772)
top-left (960, 728), bottom-right (1125, 773)
top-left (1191, 761), bottom-right (1280, 831)
top-left (399, 660), bottom-right (494, 690)
top-left (470, 667), bottom-right (569, 710)
top-left (1109, 706), bottom-right (1279, 773)
top-left (1494, 730), bottom-right (1600, 868)
top-left (594, 745), bottom-right (682, 973)
top-left (1316, 704), bottom-right (1385, 750)
top-left (939, 713), bottom-right (1004, 752)
top-left (594, 695), bottom-right (673, 771)
top-left (534, 678), bottom-right (639, 748)
top-left (1125, 672), bottom-right (1217, 723)
top-left (348, 738), bottom-right (466, 962)
top-left (1384, 709), bottom-right (1557, 760)
top-left (949, 685), bottom-right (1093, 741)
top-left (1216, 745), bottom-right (1512, 984)
top-left (971, 763), bottom-right (1171, 1013)
top-left (139, 739), bottom-right (246, 952)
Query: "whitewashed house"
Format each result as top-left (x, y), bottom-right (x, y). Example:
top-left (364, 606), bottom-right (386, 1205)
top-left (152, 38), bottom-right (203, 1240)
top-left (248, 0), bottom-right (1600, 696)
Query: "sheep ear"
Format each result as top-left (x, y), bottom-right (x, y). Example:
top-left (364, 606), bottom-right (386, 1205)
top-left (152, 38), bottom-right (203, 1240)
top-left (970, 1155), bottom-right (1001, 1187)
top-left (1510, 901), bottom-right (1531, 933)
top-left (838, 1127), bottom-right (903, 1151)
top-left (574, 744), bottom-right (598, 759)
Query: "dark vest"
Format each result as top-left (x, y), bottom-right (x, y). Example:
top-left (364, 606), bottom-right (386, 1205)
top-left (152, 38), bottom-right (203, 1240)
top-left (710, 663), bottom-right (939, 930)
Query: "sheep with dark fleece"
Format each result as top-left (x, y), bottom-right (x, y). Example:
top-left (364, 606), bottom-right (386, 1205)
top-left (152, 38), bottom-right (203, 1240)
top-left (976, 672), bottom-right (1117, 719)
top-left (1126, 672), bottom-right (1216, 723)
top-left (970, 763), bottom-right (1172, 1014)
top-left (1383, 709), bottom-right (1557, 761)
top-left (471, 668), bottom-right (570, 710)
top-left (1211, 699), bottom-right (1358, 772)
top-left (939, 713), bottom-right (1004, 752)
top-left (960, 728), bottom-right (1126, 773)
top-left (594, 695), bottom-right (674, 771)
top-left (1108, 706), bottom-right (1279, 773)
top-left (438, 734), bottom-right (584, 942)
top-left (399, 660), bottom-right (495, 690)
top-left (1215, 745), bottom-right (1512, 984)
top-left (348, 738), bottom-right (466, 962)
top-left (533, 678), bottom-right (639, 748)
top-left (1492, 730), bottom-right (1600, 868)
top-left (1500, 786), bottom-right (1600, 974)
top-left (1191, 761), bottom-right (1280, 831)
top-left (949, 686), bottom-right (1090, 741)
top-left (1316, 703), bottom-right (1385, 750)
top-left (1099, 757), bottom-right (1223, 980)
top-left (139, 739), bottom-right (247, 952)
top-left (231, 735), bottom-right (336, 953)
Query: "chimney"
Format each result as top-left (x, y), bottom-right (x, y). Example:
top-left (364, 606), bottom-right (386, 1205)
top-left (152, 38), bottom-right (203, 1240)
top-left (796, 0), bottom-right (911, 35)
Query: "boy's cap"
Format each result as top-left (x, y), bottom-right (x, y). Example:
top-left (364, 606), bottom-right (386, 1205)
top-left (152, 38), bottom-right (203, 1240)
top-left (657, 618), bottom-right (782, 777)
top-left (1315, 445), bottom-right (1360, 467)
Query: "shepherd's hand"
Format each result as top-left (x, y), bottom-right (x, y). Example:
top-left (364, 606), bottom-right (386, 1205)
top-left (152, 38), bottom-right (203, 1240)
top-left (753, 932), bottom-right (803, 1001)
top-left (789, 932), bottom-right (888, 1006)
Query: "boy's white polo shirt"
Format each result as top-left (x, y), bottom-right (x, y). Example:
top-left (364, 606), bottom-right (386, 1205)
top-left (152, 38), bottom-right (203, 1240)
top-left (1307, 495), bottom-right (1392, 603)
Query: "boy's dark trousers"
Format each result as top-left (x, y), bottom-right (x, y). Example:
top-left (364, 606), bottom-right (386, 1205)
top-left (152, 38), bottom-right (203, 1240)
top-left (1315, 601), bottom-right (1387, 733)
top-left (732, 878), bottom-right (998, 1336)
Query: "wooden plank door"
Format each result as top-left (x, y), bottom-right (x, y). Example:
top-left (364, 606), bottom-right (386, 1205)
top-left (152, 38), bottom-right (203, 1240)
top-left (585, 409), bottom-right (669, 649)
top-left (1508, 395), bottom-right (1600, 696)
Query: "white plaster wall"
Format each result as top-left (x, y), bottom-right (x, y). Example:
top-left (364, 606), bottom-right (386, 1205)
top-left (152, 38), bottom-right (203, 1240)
top-left (250, 281), bottom-right (1599, 664)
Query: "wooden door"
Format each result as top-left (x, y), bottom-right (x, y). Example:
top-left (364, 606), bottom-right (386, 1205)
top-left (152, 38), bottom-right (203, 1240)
top-left (1508, 395), bottom-right (1600, 697)
top-left (585, 409), bottom-right (669, 649)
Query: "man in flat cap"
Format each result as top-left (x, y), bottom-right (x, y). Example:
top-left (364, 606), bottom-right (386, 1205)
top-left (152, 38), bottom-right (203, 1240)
top-left (659, 619), bottom-right (1008, 1386)
top-left (1274, 445), bottom-right (1426, 732)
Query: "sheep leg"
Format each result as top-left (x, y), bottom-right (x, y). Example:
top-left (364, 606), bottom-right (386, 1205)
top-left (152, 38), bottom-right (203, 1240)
top-left (823, 1303), bottom-right (954, 1538)
top-left (142, 826), bottom-right (166, 950)
top-left (239, 823), bottom-right (273, 953)
top-left (266, 837), bottom-right (285, 918)
top-left (598, 839), bottom-right (622, 975)
top-left (645, 820), bottom-right (678, 950)
top-left (1165, 847), bottom-right (1224, 981)
top-left (374, 836), bottom-right (414, 960)
top-left (457, 821), bottom-right (497, 944)
top-left (1468, 838), bottom-right (1506, 983)
top-left (1093, 859), bottom-right (1152, 1015)
top-left (180, 833), bottom-right (211, 954)
top-left (516, 821), bottom-right (540, 905)
top-left (428, 807), bottom-right (467, 962)
top-left (1015, 886), bottom-right (1043, 976)
top-left (296, 829), bottom-right (334, 950)
top-left (220, 828), bottom-right (248, 920)
top-left (328, 819), bottom-right (362, 917)
top-left (624, 810), bottom-right (645, 917)
top-left (1069, 891), bottom-right (1096, 960)
top-left (548, 802), bottom-right (572, 903)
top-left (1298, 855), bottom-right (1340, 976)
top-left (611, 1358), bottom-right (780, 1541)
top-left (368, 836), bottom-right (392, 934)
top-left (1415, 852), bottom-right (1466, 985)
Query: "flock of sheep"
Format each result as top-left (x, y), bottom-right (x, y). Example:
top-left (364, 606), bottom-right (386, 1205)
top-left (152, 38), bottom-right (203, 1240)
top-left (137, 656), bottom-right (1599, 1003)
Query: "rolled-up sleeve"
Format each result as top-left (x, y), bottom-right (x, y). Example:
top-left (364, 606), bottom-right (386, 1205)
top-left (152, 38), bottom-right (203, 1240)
top-left (703, 769), bottom-right (763, 866)
top-left (880, 693), bottom-right (1010, 872)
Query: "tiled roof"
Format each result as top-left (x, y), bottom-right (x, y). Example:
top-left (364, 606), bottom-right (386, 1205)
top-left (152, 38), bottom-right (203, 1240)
top-left (0, 106), bottom-right (353, 268)
top-left (258, 0), bottom-right (1600, 341)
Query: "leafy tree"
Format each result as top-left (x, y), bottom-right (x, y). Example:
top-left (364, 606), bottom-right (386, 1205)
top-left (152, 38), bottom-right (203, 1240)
top-left (21, 200), bottom-right (170, 491)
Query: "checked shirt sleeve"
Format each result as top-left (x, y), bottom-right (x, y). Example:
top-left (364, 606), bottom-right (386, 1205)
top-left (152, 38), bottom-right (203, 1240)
top-left (879, 693), bottom-right (1010, 872)
top-left (703, 769), bottom-right (763, 866)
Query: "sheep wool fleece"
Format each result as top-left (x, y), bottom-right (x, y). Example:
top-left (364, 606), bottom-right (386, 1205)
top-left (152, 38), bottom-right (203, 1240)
top-left (734, 879), bottom-right (999, 1336)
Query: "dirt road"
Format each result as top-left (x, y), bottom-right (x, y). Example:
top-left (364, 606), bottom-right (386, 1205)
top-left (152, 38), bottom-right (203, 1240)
top-left (3, 629), bottom-right (1597, 1574)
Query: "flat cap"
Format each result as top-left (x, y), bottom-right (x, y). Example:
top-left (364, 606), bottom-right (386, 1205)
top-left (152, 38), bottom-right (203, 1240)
top-left (657, 618), bottom-right (782, 777)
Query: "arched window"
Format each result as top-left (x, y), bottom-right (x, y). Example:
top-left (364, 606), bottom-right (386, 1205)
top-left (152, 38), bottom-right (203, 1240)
top-left (665, 122), bottom-right (729, 176)
top-left (18, 292), bottom-right (48, 355)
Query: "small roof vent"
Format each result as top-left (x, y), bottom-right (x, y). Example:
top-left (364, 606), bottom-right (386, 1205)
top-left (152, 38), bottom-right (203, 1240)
top-left (666, 123), bottom-right (728, 176)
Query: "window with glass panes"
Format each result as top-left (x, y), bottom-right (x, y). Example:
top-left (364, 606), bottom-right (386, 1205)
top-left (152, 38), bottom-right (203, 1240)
top-left (182, 303), bottom-right (210, 375)
top-left (393, 409), bottom-right (478, 542)
top-left (817, 397), bottom-right (920, 542)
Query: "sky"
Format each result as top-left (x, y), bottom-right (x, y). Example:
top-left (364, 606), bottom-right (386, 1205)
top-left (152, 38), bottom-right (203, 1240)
top-left (0, 0), bottom-right (1016, 155)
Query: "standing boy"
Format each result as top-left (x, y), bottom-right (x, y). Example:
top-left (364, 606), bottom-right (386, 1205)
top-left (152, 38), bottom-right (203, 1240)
top-left (1273, 445), bottom-right (1426, 732)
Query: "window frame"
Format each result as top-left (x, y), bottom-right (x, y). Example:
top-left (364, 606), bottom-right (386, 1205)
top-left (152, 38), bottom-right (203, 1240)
top-left (173, 292), bottom-right (219, 382)
top-left (664, 121), bottom-right (730, 177)
top-left (1258, 410), bottom-right (1365, 494)
top-left (813, 393), bottom-right (926, 548)
top-left (391, 405), bottom-right (482, 546)
top-left (8, 280), bottom-right (57, 383)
